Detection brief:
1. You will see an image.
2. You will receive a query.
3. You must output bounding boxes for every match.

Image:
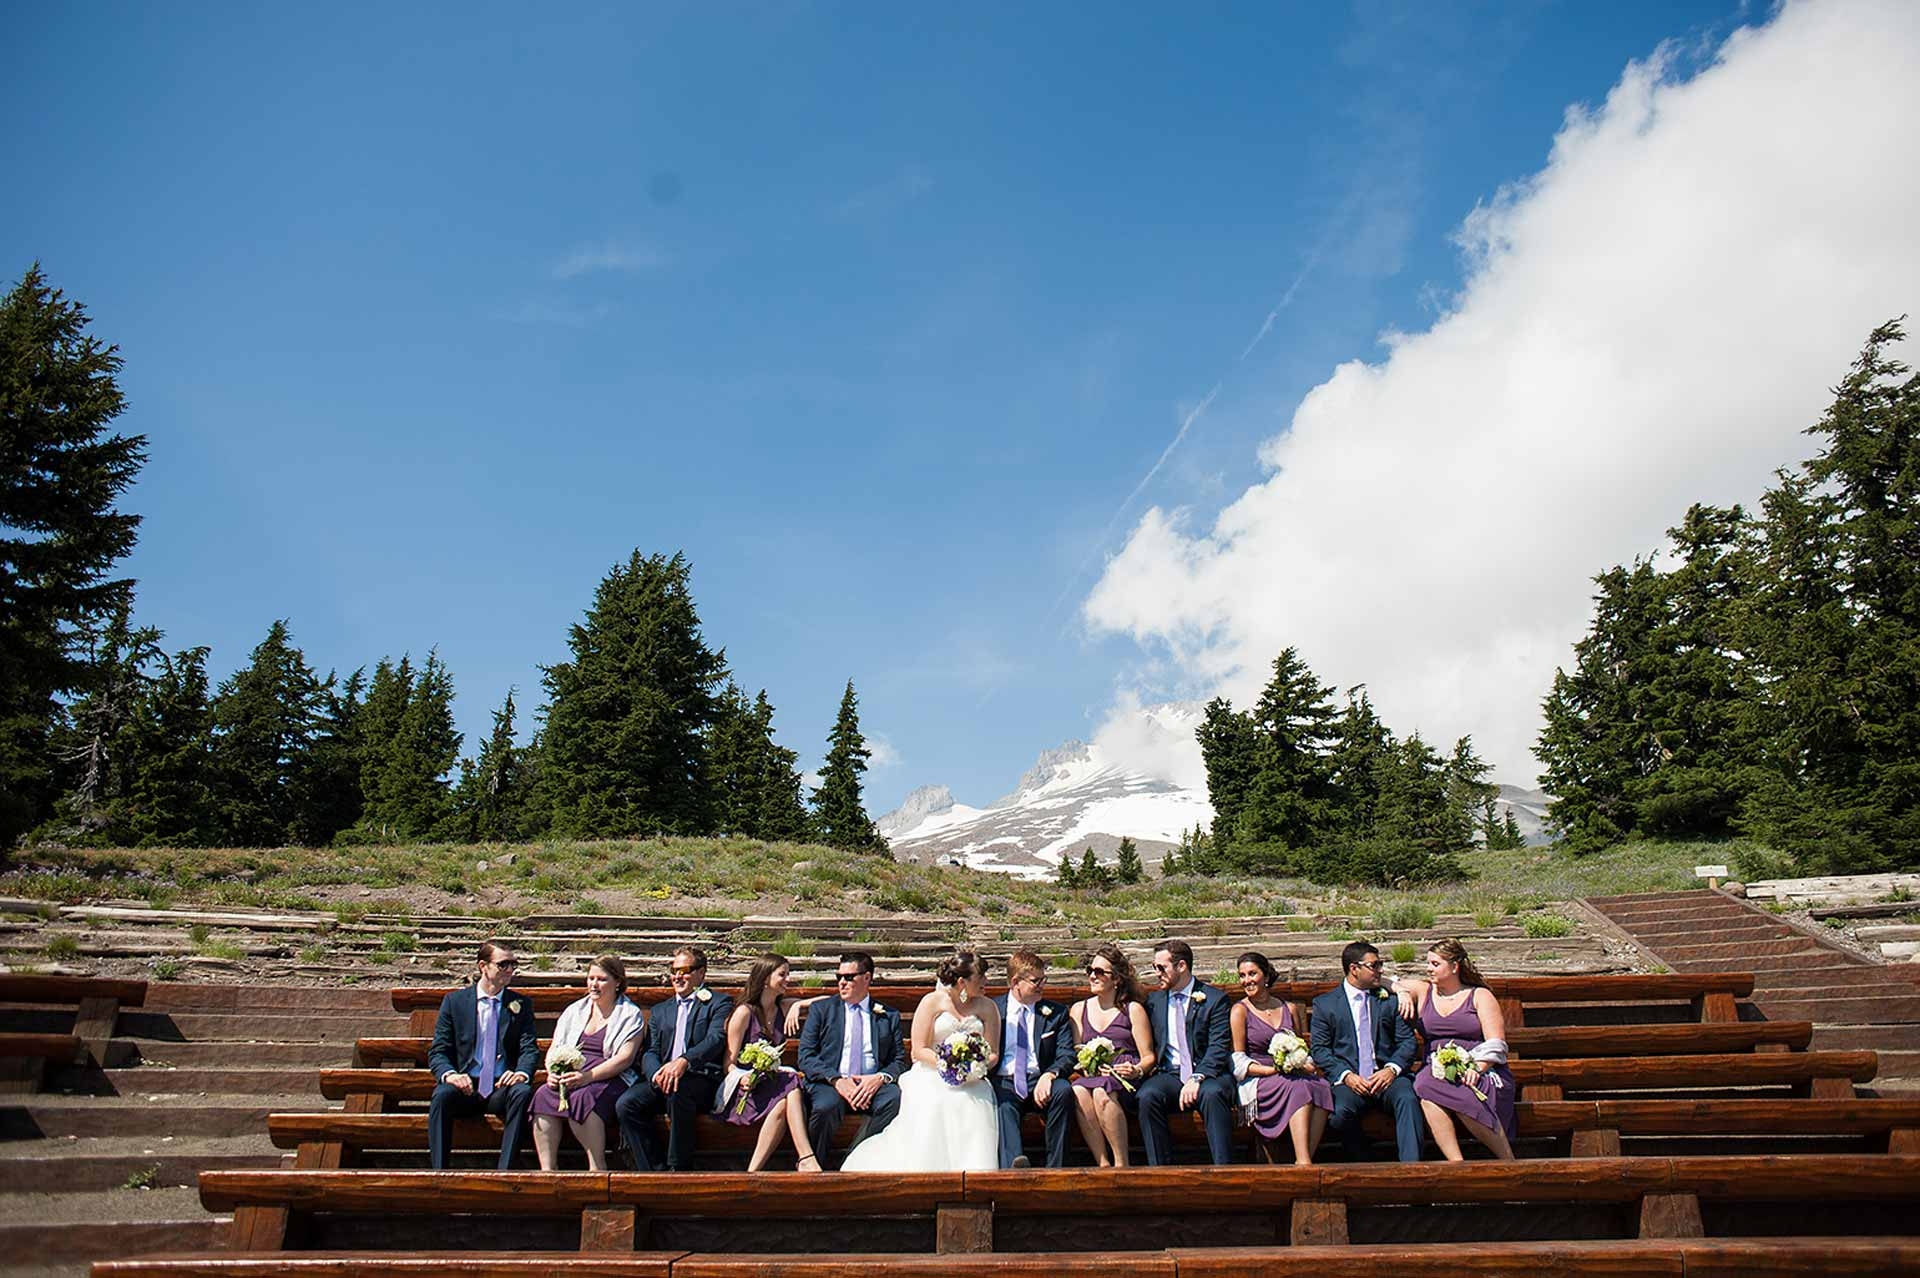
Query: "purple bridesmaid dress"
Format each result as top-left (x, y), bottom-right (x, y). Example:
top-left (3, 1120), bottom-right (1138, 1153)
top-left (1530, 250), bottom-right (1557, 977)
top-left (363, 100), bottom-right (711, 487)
top-left (725, 1004), bottom-right (802, 1126)
top-left (1412, 989), bottom-right (1517, 1140)
top-left (1070, 1002), bottom-right (1140, 1094)
top-left (1244, 1003), bottom-right (1334, 1139)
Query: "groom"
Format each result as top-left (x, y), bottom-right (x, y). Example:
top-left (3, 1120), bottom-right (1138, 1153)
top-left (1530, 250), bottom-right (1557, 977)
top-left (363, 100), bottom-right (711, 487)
top-left (426, 940), bottom-right (537, 1170)
top-left (1310, 940), bottom-right (1423, 1162)
top-left (616, 945), bottom-right (734, 1170)
top-left (990, 948), bottom-right (1076, 1167)
top-left (799, 950), bottom-right (909, 1166)
top-left (1138, 939), bottom-right (1236, 1165)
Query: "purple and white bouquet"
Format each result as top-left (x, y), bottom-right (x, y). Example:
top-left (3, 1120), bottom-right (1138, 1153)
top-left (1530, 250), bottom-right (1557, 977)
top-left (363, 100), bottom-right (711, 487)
top-left (1430, 1041), bottom-right (1495, 1101)
top-left (1271, 1030), bottom-right (1313, 1075)
top-left (935, 1027), bottom-right (992, 1087)
top-left (1074, 1036), bottom-right (1136, 1091)
top-left (545, 1043), bottom-right (585, 1105)
top-left (731, 1039), bottom-right (784, 1115)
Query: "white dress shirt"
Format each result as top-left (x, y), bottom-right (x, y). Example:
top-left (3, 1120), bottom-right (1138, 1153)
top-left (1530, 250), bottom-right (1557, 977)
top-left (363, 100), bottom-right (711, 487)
top-left (999, 999), bottom-right (1036, 1078)
top-left (1163, 979), bottom-right (1195, 1074)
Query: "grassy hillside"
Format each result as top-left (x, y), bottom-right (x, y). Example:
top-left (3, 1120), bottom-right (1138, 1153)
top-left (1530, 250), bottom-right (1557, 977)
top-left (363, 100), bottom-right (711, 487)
top-left (0, 835), bottom-right (1750, 928)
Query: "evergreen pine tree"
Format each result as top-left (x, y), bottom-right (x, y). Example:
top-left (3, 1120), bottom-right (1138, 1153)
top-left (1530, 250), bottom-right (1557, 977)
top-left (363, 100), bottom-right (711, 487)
top-left (1442, 736), bottom-right (1498, 851)
top-left (748, 690), bottom-right (811, 841)
top-left (1233, 647), bottom-right (1340, 862)
top-left (1056, 852), bottom-right (1080, 888)
top-left (1325, 687), bottom-right (1393, 836)
top-left (810, 679), bottom-right (889, 856)
top-left (0, 265), bottom-right (147, 847)
top-left (706, 681), bottom-right (759, 836)
top-left (121, 647), bottom-right (215, 846)
top-left (352, 656), bottom-right (413, 842)
top-left (1113, 835), bottom-right (1144, 885)
top-left (379, 649), bottom-right (459, 838)
top-left (1077, 846), bottom-right (1110, 888)
top-left (295, 668), bottom-right (364, 846)
top-left (1741, 320), bottom-right (1920, 870)
top-left (42, 600), bottom-right (160, 840)
top-left (208, 621), bottom-right (327, 846)
top-left (450, 688), bottom-right (528, 842)
top-left (540, 551), bottom-right (726, 837)
top-left (1196, 696), bottom-right (1261, 841)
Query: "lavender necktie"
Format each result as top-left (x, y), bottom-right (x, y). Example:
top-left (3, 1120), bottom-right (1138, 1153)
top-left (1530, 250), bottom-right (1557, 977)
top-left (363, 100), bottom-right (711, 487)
top-left (670, 997), bottom-right (692, 1060)
top-left (846, 1002), bottom-right (866, 1076)
top-left (1012, 1008), bottom-right (1031, 1099)
top-left (1357, 992), bottom-right (1376, 1077)
top-left (1173, 993), bottom-right (1193, 1083)
top-left (477, 995), bottom-right (497, 1097)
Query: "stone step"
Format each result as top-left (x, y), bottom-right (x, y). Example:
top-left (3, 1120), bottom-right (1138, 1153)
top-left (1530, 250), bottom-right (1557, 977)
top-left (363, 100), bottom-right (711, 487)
top-left (1600, 902), bottom-right (1759, 925)
top-left (142, 985), bottom-right (391, 1013)
top-left (96, 1067), bottom-right (326, 1095)
top-left (0, 1205), bottom-right (224, 1270)
top-left (0, 1147), bottom-right (281, 1193)
top-left (0, 1097), bottom-right (293, 1139)
top-left (114, 1011), bottom-right (405, 1043)
top-left (1754, 992), bottom-right (1920, 1024)
top-left (1746, 965), bottom-right (1909, 992)
top-left (1662, 953), bottom-right (1867, 976)
top-left (115, 1041), bottom-right (344, 1068)
top-left (1812, 1024), bottom-right (1920, 1052)
top-left (1587, 891), bottom-right (1712, 906)
top-left (1651, 937), bottom-right (1825, 961)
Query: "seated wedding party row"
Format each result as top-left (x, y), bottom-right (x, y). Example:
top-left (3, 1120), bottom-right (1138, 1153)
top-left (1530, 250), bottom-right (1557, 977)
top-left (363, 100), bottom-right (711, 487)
top-left (303, 935), bottom-right (1920, 1174)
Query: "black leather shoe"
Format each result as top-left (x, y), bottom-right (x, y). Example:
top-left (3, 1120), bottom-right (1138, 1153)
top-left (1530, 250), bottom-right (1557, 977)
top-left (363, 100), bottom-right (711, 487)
top-left (1011, 1155), bottom-right (1032, 1169)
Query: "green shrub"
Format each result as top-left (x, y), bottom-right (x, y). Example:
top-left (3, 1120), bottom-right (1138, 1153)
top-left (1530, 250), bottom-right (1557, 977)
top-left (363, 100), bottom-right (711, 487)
top-left (772, 930), bottom-right (816, 958)
top-left (1286, 917), bottom-right (1319, 933)
top-left (45, 934), bottom-right (80, 959)
top-left (1522, 913), bottom-right (1574, 938)
top-left (1389, 941), bottom-right (1416, 963)
top-left (298, 944), bottom-right (328, 964)
top-left (367, 949), bottom-right (397, 965)
top-left (197, 940), bottom-right (245, 960)
top-left (151, 958), bottom-right (179, 980)
top-left (381, 931), bottom-right (416, 951)
top-left (187, 924), bottom-right (209, 945)
top-left (1373, 900), bottom-right (1436, 932)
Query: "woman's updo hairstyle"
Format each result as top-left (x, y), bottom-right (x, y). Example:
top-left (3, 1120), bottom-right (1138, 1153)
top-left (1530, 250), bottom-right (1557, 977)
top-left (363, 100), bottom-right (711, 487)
top-left (1428, 937), bottom-right (1488, 989)
top-left (1236, 950), bottom-right (1279, 986)
top-left (589, 953), bottom-right (627, 991)
top-left (937, 948), bottom-right (987, 988)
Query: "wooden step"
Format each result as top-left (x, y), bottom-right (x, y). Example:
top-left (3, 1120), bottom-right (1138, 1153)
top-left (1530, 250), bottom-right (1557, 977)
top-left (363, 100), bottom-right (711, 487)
top-left (1757, 993), bottom-right (1920, 1024)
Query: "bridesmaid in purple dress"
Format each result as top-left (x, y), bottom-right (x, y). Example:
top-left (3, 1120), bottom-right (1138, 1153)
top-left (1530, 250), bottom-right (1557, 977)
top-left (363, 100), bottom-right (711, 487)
top-left (1403, 939), bottom-right (1516, 1160)
top-left (720, 954), bottom-right (823, 1172)
top-left (1068, 944), bottom-right (1156, 1167)
top-left (1230, 952), bottom-right (1332, 1164)
top-left (532, 955), bottom-right (642, 1170)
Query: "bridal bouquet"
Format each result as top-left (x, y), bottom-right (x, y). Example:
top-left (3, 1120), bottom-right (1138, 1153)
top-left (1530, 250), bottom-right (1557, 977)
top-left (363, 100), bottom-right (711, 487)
top-left (1430, 1041), bottom-right (1493, 1101)
top-left (1075, 1037), bottom-right (1135, 1091)
top-left (1271, 1030), bottom-right (1313, 1075)
top-left (936, 1027), bottom-right (992, 1087)
top-left (545, 1043), bottom-right (585, 1105)
top-left (732, 1039), bottom-right (784, 1116)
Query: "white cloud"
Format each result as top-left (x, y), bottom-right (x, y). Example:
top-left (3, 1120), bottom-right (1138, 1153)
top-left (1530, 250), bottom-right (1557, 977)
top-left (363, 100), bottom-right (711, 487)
top-left (836, 166), bottom-right (934, 218)
top-left (868, 735), bottom-right (903, 769)
top-left (1083, 0), bottom-right (1920, 783)
top-left (551, 239), bottom-right (670, 279)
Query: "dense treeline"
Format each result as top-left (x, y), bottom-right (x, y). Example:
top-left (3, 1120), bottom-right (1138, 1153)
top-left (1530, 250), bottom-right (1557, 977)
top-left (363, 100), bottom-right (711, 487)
top-left (1186, 647), bottom-right (1523, 886)
top-left (0, 266), bottom-right (888, 856)
top-left (1537, 321), bottom-right (1919, 874)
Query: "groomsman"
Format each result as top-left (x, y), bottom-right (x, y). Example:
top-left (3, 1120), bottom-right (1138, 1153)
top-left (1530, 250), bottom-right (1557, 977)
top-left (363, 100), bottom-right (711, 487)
top-left (798, 951), bottom-right (909, 1165)
top-left (616, 945), bottom-right (734, 1170)
top-left (990, 948), bottom-right (1076, 1168)
top-left (1138, 939), bottom-right (1236, 1165)
top-left (426, 940), bottom-right (538, 1169)
top-left (1311, 940), bottom-right (1423, 1162)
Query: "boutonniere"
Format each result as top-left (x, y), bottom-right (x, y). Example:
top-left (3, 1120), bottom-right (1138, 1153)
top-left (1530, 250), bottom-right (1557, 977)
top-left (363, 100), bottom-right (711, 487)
top-left (1038, 1003), bottom-right (1054, 1017)
top-left (695, 988), bottom-right (712, 1003)
top-left (1376, 989), bottom-right (1391, 1001)
top-left (507, 1000), bottom-right (522, 1015)
top-left (1190, 991), bottom-right (1207, 1005)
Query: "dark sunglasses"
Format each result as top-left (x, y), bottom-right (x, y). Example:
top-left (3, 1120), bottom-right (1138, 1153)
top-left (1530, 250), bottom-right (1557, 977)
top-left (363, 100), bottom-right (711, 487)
top-left (1085, 965), bottom-right (1114, 977)
top-left (492, 959), bottom-right (519, 970)
top-left (835, 971), bottom-right (865, 982)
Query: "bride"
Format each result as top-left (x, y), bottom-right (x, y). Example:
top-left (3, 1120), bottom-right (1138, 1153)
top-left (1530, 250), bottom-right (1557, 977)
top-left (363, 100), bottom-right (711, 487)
top-left (841, 949), bottom-right (1003, 1172)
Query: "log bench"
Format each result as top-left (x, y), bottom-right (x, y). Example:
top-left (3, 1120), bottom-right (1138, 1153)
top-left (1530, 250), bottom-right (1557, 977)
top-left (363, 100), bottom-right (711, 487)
top-left (189, 1156), bottom-right (1920, 1256)
top-left (390, 973), bottom-right (1758, 1035)
top-left (0, 974), bottom-right (146, 1090)
top-left (83, 1238), bottom-right (1920, 1278)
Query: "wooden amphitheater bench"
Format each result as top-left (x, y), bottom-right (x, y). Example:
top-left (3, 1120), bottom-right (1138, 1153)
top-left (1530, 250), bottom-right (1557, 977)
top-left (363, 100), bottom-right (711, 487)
top-left (84, 1238), bottom-right (1920, 1278)
top-left (188, 1155), bottom-right (1920, 1255)
top-left (0, 974), bottom-right (146, 1090)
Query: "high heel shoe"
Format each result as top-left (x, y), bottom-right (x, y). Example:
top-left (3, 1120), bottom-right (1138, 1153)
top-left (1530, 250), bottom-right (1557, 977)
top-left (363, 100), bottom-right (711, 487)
top-left (796, 1153), bottom-right (823, 1173)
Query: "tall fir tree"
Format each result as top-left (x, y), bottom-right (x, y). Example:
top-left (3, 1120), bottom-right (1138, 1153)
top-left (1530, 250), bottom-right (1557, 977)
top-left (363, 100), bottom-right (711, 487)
top-left (1196, 696), bottom-right (1261, 841)
top-left (295, 668), bottom-right (364, 846)
top-left (1740, 320), bottom-right (1920, 870)
top-left (1233, 647), bottom-right (1340, 857)
top-left (810, 679), bottom-right (888, 856)
top-left (1442, 735), bottom-right (1498, 851)
top-left (1325, 687), bottom-right (1393, 835)
top-left (449, 688), bottom-right (529, 842)
top-left (42, 600), bottom-right (160, 840)
top-left (748, 690), bottom-right (811, 841)
top-left (539, 551), bottom-right (726, 838)
top-left (352, 656), bottom-right (413, 841)
top-left (121, 647), bottom-right (214, 846)
top-left (1113, 835), bottom-right (1144, 885)
top-left (208, 621), bottom-right (327, 846)
top-left (371, 649), bottom-right (459, 839)
top-left (0, 265), bottom-right (147, 847)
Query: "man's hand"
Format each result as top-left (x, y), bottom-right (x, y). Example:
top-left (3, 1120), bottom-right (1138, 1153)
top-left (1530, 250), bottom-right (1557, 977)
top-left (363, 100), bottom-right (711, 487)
top-left (1343, 1072), bottom-right (1374, 1096)
top-left (1366, 1067), bottom-right (1397, 1093)
top-left (1179, 1079), bottom-right (1202, 1109)
top-left (851, 1073), bottom-right (885, 1108)
top-left (1033, 1074), bottom-right (1055, 1106)
top-left (652, 1058), bottom-right (690, 1094)
top-left (497, 1070), bottom-right (529, 1088)
top-left (833, 1076), bottom-right (862, 1106)
top-left (442, 1072), bottom-right (474, 1095)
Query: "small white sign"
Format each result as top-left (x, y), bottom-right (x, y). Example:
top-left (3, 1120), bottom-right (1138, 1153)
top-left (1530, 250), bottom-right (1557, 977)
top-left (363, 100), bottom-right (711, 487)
top-left (1695, 864), bottom-right (1729, 879)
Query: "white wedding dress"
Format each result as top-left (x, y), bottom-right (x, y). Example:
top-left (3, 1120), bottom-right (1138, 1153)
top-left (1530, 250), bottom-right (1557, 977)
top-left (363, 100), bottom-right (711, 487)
top-left (839, 1010), bottom-right (999, 1172)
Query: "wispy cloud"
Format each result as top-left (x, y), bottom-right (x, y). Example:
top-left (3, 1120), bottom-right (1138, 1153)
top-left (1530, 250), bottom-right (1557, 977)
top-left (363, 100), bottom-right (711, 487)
top-left (492, 299), bottom-right (615, 328)
top-left (868, 735), bottom-right (904, 769)
top-left (551, 239), bottom-right (670, 280)
top-left (835, 166), bottom-right (934, 219)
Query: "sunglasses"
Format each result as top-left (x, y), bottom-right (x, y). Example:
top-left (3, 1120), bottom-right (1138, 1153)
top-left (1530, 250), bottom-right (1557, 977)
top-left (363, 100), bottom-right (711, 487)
top-left (1356, 961), bottom-right (1384, 971)
top-left (669, 966), bottom-right (700, 976)
top-left (1085, 965), bottom-right (1114, 977)
top-left (492, 959), bottom-right (519, 970)
top-left (835, 972), bottom-right (866, 982)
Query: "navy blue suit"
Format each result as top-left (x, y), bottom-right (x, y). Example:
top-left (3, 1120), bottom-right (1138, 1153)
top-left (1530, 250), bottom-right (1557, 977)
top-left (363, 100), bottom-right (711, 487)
top-left (1138, 979), bottom-right (1237, 1164)
top-left (797, 996), bottom-right (909, 1163)
top-left (1309, 982), bottom-right (1422, 1161)
top-left (616, 987), bottom-right (735, 1170)
top-left (989, 993), bottom-right (1077, 1167)
top-left (426, 985), bottom-right (539, 1169)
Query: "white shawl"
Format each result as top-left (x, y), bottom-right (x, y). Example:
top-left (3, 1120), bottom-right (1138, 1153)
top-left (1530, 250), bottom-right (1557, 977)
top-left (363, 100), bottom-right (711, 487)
top-left (550, 994), bottom-right (644, 1085)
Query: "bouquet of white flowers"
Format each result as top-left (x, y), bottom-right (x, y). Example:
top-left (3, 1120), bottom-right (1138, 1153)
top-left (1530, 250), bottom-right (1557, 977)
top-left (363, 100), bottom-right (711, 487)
top-left (545, 1043), bottom-right (585, 1105)
top-left (1074, 1036), bottom-right (1135, 1091)
top-left (1430, 1041), bottom-right (1491, 1101)
top-left (1271, 1029), bottom-right (1313, 1075)
top-left (732, 1039), bottom-right (784, 1116)
top-left (936, 1028), bottom-right (991, 1086)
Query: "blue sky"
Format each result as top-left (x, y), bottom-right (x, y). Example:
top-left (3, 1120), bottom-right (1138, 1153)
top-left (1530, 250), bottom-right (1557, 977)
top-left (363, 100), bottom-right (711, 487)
top-left (6, 2), bottom-right (1775, 812)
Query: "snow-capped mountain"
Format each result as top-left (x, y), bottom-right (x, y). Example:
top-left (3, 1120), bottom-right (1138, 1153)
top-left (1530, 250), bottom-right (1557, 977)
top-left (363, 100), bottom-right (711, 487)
top-left (878, 703), bottom-right (1556, 875)
top-left (880, 702), bottom-right (1215, 879)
